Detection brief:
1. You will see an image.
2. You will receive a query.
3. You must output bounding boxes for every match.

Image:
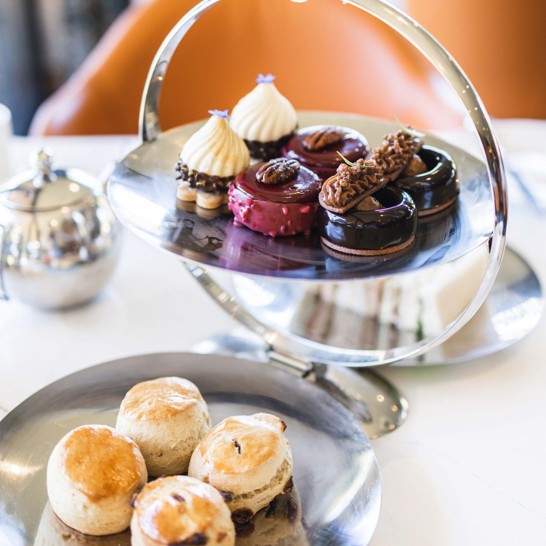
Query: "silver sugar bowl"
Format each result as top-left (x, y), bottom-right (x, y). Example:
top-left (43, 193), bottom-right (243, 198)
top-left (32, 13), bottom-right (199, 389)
top-left (0, 149), bottom-right (121, 309)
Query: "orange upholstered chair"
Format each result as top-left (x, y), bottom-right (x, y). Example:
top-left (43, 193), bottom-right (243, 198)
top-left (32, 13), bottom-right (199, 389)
top-left (406, 0), bottom-right (546, 119)
top-left (29, 0), bottom-right (462, 136)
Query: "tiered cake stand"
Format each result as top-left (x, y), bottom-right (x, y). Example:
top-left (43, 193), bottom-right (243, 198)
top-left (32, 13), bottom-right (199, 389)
top-left (106, 0), bottom-right (513, 542)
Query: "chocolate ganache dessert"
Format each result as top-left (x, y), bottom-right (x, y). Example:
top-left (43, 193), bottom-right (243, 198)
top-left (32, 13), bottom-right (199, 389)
top-left (228, 157), bottom-right (321, 237)
top-left (176, 109), bottom-right (250, 209)
top-left (371, 126), bottom-right (458, 216)
top-left (230, 74), bottom-right (298, 161)
top-left (317, 156), bottom-right (417, 256)
top-left (282, 125), bottom-right (369, 181)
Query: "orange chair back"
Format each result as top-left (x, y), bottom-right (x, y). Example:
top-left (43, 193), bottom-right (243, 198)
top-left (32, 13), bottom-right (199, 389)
top-left (30, 0), bottom-right (461, 136)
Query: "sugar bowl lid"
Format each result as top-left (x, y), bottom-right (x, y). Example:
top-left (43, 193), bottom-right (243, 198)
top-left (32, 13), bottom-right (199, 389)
top-left (0, 148), bottom-right (101, 212)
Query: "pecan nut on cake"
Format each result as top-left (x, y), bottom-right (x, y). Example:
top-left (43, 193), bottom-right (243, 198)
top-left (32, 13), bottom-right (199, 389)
top-left (176, 109), bottom-right (250, 209)
top-left (317, 155), bottom-right (417, 256)
top-left (282, 125), bottom-right (369, 181)
top-left (374, 126), bottom-right (459, 217)
top-left (230, 74), bottom-right (298, 161)
top-left (228, 157), bottom-right (322, 237)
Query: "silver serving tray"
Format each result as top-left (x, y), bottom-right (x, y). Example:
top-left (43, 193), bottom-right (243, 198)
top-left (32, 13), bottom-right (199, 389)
top-left (0, 353), bottom-right (381, 546)
top-left (108, 112), bottom-right (494, 281)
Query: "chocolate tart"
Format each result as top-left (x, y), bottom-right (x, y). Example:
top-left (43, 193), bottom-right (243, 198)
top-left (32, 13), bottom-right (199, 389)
top-left (317, 186), bottom-right (417, 256)
top-left (393, 145), bottom-right (458, 217)
top-left (228, 159), bottom-right (322, 238)
top-left (282, 125), bottom-right (369, 181)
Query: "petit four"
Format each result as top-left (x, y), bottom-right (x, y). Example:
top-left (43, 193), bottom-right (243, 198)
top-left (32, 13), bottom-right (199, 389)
top-left (131, 476), bottom-right (235, 546)
top-left (176, 109), bottom-right (250, 209)
top-left (46, 425), bottom-right (147, 536)
top-left (394, 144), bottom-right (458, 216)
top-left (231, 74), bottom-right (298, 160)
top-left (116, 376), bottom-right (211, 477)
top-left (188, 413), bottom-right (294, 521)
top-left (228, 157), bottom-right (322, 237)
top-left (282, 125), bottom-right (369, 180)
top-left (318, 186), bottom-right (417, 256)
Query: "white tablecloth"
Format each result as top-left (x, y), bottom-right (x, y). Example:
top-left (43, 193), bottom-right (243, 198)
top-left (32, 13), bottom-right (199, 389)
top-left (1, 121), bottom-right (545, 545)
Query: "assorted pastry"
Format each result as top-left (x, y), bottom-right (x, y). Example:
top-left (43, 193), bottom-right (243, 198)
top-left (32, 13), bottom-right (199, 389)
top-left (230, 73), bottom-right (298, 161)
top-left (228, 158), bottom-right (321, 237)
top-left (174, 74), bottom-right (459, 256)
top-left (45, 376), bottom-right (297, 544)
top-left (282, 125), bottom-right (369, 181)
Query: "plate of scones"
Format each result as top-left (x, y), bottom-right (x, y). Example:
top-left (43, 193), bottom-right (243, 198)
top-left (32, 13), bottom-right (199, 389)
top-left (108, 74), bottom-right (494, 281)
top-left (0, 352), bottom-right (381, 546)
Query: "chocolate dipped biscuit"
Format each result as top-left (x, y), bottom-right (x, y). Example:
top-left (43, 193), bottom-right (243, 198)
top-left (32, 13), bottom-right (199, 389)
top-left (228, 158), bottom-right (321, 237)
top-left (393, 145), bottom-right (458, 216)
top-left (282, 125), bottom-right (369, 180)
top-left (231, 74), bottom-right (298, 161)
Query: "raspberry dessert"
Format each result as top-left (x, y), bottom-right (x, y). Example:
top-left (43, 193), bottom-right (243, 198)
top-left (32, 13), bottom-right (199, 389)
top-left (228, 158), bottom-right (322, 237)
top-left (230, 74), bottom-right (298, 161)
top-left (176, 110), bottom-right (250, 209)
top-left (282, 125), bottom-right (369, 181)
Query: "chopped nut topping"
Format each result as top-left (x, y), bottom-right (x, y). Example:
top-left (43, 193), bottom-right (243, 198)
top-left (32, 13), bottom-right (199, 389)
top-left (256, 158), bottom-right (300, 185)
top-left (303, 127), bottom-right (345, 151)
top-left (369, 130), bottom-right (424, 182)
top-left (320, 159), bottom-right (384, 212)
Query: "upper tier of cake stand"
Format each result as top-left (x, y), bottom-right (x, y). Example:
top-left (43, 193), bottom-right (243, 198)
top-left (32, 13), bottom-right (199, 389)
top-left (108, 111), bottom-right (493, 281)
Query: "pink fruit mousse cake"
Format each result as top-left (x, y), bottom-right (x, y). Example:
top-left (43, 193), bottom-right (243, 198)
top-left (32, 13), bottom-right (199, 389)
top-left (228, 158), bottom-right (322, 237)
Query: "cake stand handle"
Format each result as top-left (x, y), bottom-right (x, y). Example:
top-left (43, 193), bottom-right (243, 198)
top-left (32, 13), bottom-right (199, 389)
top-left (138, 0), bottom-right (507, 359)
top-left (139, 0), bottom-right (220, 143)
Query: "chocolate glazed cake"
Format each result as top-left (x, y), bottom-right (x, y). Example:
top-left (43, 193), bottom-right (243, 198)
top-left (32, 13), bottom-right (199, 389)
top-left (393, 145), bottom-right (458, 216)
top-left (282, 125), bottom-right (369, 180)
top-left (317, 156), bottom-right (417, 256)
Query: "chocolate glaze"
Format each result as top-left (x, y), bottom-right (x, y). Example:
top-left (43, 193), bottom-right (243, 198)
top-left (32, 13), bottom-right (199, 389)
top-left (282, 125), bottom-right (369, 180)
top-left (232, 162), bottom-right (321, 204)
top-left (317, 186), bottom-right (417, 252)
top-left (393, 145), bottom-right (458, 214)
top-left (245, 132), bottom-right (294, 161)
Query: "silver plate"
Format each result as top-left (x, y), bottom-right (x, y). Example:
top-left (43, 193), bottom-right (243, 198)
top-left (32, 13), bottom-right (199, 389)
top-left (108, 112), bottom-right (494, 281)
top-left (0, 353), bottom-right (381, 546)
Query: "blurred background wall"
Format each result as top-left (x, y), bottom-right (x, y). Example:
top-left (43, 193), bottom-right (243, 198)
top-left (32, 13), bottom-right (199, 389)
top-left (0, 0), bottom-right (129, 134)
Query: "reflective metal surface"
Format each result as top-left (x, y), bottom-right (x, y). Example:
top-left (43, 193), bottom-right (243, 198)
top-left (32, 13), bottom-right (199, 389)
top-left (0, 353), bottom-right (381, 546)
top-left (109, 113), bottom-right (493, 281)
top-left (190, 247), bottom-right (541, 367)
top-left (0, 149), bottom-right (121, 309)
top-left (193, 333), bottom-right (409, 439)
top-left (396, 246), bottom-right (543, 365)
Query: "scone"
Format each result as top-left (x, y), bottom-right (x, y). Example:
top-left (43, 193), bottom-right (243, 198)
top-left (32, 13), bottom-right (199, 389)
top-left (175, 109), bottom-right (250, 209)
top-left (116, 376), bottom-right (211, 477)
top-left (34, 502), bottom-right (131, 546)
top-left (235, 490), bottom-right (308, 546)
top-left (188, 413), bottom-right (293, 522)
top-left (230, 74), bottom-right (298, 160)
top-left (46, 424), bottom-right (147, 536)
top-left (130, 475), bottom-right (235, 546)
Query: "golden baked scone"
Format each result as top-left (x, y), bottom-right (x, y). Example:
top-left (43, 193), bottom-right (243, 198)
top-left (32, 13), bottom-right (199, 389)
top-left (130, 475), bottom-right (235, 546)
top-left (188, 413), bottom-right (293, 521)
top-left (34, 502), bottom-right (131, 545)
top-left (116, 376), bottom-right (211, 476)
top-left (46, 424), bottom-right (147, 536)
top-left (235, 489), bottom-right (309, 546)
